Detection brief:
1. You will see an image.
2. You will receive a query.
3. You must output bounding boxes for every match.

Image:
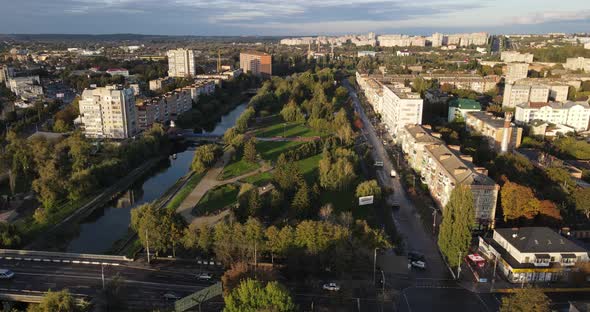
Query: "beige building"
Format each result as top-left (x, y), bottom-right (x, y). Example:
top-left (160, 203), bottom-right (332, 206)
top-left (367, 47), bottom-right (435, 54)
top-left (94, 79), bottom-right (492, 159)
top-left (502, 79), bottom-right (570, 109)
top-left (79, 86), bottom-right (138, 139)
top-left (240, 51), bottom-right (272, 77)
top-left (149, 77), bottom-right (174, 91)
top-left (381, 84), bottom-right (423, 139)
top-left (515, 101), bottom-right (590, 131)
top-left (501, 51), bottom-right (534, 63)
top-left (446, 32), bottom-right (488, 46)
top-left (465, 111), bottom-right (523, 153)
top-left (505, 63), bottom-right (529, 83)
top-left (399, 124), bottom-right (499, 229)
top-left (167, 49), bottom-right (197, 77)
top-left (565, 57), bottom-right (590, 72)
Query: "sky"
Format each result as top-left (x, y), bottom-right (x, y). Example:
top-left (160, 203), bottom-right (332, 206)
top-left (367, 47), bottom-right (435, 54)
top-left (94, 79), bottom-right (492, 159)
top-left (1, 0), bottom-right (589, 36)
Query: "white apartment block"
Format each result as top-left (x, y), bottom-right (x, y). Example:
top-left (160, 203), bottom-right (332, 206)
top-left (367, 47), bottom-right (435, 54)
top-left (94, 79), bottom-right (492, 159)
top-left (167, 49), bottom-right (197, 77)
top-left (501, 51), bottom-right (534, 63)
top-left (565, 57), bottom-right (590, 72)
top-left (585, 43), bottom-right (590, 50)
top-left (381, 84), bottom-right (423, 139)
top-left (505, 63), bottom-right (529, 83)
top-left (479, 227), bottom-right (589, 283)
top-left (7, 76), bottom-right (43, 99)
top-left (515, 101), bottom-right (590, 131)
top-left (445, 32), bottom-right (488, 47)
top-left (430, 33), bottom-right (443, 47)
top-left (398, 125), bottom-right (499, 228)
top-left (79, 86), bottom-right (138, 139)
top-left (502, 79), bottom-right (570, 109)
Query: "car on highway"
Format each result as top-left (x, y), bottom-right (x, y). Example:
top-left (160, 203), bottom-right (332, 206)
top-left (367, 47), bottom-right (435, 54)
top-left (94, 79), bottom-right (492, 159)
top-left (390, 169), bottom-right (397, 178)
top-left (0, 269), bottom-right (14, 279)
top-left (196, 272), bottom-right (213, 281)
top-left (162, 292), bottom-right (181, 301)
top-left (322, 282), bottom-right (340, 291)
top-left (410, 260), bottom-right (426, 270)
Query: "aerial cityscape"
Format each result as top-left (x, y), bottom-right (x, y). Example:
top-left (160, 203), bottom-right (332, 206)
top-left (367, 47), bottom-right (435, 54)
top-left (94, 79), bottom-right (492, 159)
top-left (1, 1), bottom-right (590, 312)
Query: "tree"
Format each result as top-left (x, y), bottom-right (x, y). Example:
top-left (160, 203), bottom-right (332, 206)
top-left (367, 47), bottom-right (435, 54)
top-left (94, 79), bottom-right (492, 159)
top-left (501, 180), bottom-right (540, 222)
top-left (0, 223), bottom-right (21, 248)
top-left (355, 180), bottom-right (382, 200)
top-left (53, 119), bottom-right (70, 133)
top-left (437, 186), bottom-right (474, 269)
top-left (191, 144), bottom-right (222, 173)
top-left (224, 279), bottom-right (296, 312)
top-left (28, 290), bottom-right (80, 312)
top-left (500, 288), bottom-right (550, 312)
top-left (243, 139), bottom-right (257, 163)
top-left (291, 181), bottom-right (310, 217)
top-left (574, 188), bottom-right (590, 219)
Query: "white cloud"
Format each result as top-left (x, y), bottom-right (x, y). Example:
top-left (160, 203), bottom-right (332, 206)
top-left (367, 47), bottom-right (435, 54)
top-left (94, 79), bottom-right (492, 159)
top-left (511, 10), bottom-right (590, 25)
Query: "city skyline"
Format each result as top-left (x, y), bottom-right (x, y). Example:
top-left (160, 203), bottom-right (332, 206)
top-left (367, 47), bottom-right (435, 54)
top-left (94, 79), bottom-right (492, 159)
top-left (1, 0), bottom-right (589, 36)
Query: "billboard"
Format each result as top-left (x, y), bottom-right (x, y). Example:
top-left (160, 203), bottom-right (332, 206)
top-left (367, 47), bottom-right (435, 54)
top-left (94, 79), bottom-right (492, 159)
top-left (358, 196), bottom-right (374, 206)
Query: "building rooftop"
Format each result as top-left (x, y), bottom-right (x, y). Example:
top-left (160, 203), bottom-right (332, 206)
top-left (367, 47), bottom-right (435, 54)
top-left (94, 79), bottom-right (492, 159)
top-left (241, 51), bottom-right (271, 57)
top-left (449, 98), bottom-right (481, 110)
top-left (424, 143), bottom-right (496, 186)
top-left (404, 124), bottom-right (443, 144)
top-left (495, 227), bottom-right (587, 254)
top-left (466, 111), bottom-right (513, 129)
top-left (517, 101), bottom-right (590, 109)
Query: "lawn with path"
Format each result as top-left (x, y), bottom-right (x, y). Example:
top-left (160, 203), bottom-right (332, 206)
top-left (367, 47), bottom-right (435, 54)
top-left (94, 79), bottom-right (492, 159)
top-left (219, 158), bottom-right (261, 180)
top-left (254, 122), bottom-right (322, 138)
top-left (193, 184), bottom-right (239, 216)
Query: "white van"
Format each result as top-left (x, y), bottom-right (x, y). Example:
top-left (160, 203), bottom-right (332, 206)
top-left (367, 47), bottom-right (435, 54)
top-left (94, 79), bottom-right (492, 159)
top-left (390, 169), bottom-right (397, 178)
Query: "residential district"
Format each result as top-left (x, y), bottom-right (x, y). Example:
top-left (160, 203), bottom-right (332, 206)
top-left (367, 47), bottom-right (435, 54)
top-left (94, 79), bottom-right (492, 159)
top-left (0, 31), bottom-right (590, 312)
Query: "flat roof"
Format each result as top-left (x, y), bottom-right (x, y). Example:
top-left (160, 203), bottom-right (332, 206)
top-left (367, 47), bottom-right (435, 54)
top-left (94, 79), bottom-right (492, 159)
top-left (241, 51), bottom-right (270, 56)
top-left (466, 111), bottom-right (513, 129)
top-left (495, 227), bottom-right (587, 254)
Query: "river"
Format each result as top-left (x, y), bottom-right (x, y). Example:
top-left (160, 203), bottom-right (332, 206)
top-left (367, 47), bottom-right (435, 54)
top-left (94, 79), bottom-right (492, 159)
top-left (65, 103), bottom-right (248, 253)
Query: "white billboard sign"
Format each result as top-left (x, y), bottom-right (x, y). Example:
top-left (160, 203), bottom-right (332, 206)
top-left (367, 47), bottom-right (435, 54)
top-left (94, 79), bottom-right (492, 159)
top-left (358, 195), bottom-right (374, 206)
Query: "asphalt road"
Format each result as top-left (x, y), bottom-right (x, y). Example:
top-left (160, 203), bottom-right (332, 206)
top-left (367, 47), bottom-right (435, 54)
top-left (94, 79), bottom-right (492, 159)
top-left (0, 258), bottom-right (218, 310)
top-left (344, 79), bottom-right (450, 281)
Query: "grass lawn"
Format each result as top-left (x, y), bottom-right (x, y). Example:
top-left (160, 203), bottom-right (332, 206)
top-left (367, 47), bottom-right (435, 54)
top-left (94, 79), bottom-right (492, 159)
top-left (193, 184), bottom-right (239, 216)
top-left (254, 122), bottom-right (322, 138)
top-left (256, 140), bottom-right (305, 161)
top-left (241, 171), bottom-right (273, 186)
top-left (295, 154), bottom-right (322, 183)
top-left (165, 173), bottom-right (204, 210)
top-left (219, 159), bottom-right (260, 181)
top-left (319, 183), bottom-right (371, 220)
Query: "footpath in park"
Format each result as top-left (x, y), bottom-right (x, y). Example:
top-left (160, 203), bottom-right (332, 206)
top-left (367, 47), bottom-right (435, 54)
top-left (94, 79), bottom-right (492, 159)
top-left (175, 149), bottom-right (272, 227)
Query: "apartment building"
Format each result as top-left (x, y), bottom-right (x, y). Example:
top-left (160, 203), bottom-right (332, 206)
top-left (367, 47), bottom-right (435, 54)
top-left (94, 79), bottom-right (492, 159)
top-left (149, 77), bottom-right (174, 91)
top-left (240, 51), bottom-right (272, 77)
top-left (430, 33), bottom-right (444, 47)
top-left (377, 34), bottom-right (426, 47)
top-left (79, 86), bottom-right (138, 139)
top-left (585, 43), bottom-right (590, 50)
top-left (465, 111), bottom-right (523, 153)
top-left (502, 79), bottom-right (570, 109)
top-left (505, 63), bottom-right (529, 83)
top-left (448, 98), bottom-right (481, 122)
top-left (445, 32), bottom-right (488, 47)
top-left (501, 51), bottom-right (534, 63)
top-left (565, 57), bottom-right (590, 72)
top-left (7, 76), bottom-right (43, 99)
top-left (106, 68), bottom-right (129, 77)
top-left (167, 49), bottom-right (197, 77)
top-left (381, 84), bottom-right (423, 138)
top-left (399, 124), bottom-right (499, 228)
top-left (515, 101), bottom-right (590, 131)
top-left (363, 72), bottom-right (498, 93)
top-left (479, 227), bottom-right (588, 283)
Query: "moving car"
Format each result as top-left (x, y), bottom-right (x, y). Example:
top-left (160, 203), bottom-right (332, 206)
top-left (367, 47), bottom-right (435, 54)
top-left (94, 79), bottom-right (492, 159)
top-left (410, 260), bottom-right (426, 269)
top-left (162, 292), bottom-right (181, 300)
top-left (390, 169), bottom-right (397, 178)
top-left (392, 202), bottom-right (401, 210)
top-left (407, 252), bottom-right (427, 270)
top-left (0, 269), bottom-right (14, 279)
top-left (322, 282), bottom-right (340, 291)
top-left (374, 161), bottom-right (384, 167)
top-left (196, 272), bottom-right (213, 281)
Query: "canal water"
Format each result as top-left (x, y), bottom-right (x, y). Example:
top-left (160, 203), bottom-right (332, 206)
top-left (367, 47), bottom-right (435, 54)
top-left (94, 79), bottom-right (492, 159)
top-left (65, 103), bottom-right (247, 253)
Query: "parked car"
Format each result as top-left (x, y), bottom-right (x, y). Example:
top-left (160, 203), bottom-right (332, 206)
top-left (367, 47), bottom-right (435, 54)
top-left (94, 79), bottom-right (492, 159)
top-left (410, 260), bottom-right (426, 270)
top-left (0, 269), bottom-right (14, 280)
top-left (374, 161), bottom-right (384, 167)
top-left (390, 169), bottom-right (397, 178)
top-left (322, 282), bottom-right (340, 291)
top-left (392, 203), bottom-right (401, 210)
top-left (162, 292), bottom-right (181, 301)
top-left (196, 272), bottom-right (213, 281)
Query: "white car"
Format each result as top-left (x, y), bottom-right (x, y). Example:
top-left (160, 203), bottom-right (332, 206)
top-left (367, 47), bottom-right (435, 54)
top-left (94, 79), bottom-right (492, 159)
top-left (162, 292), bottom-right (181, 300)
top-left (0, 269), bottom-right (14, 279)
top-left (322, 282), bottom-right (340, 291)
top-left (196, 272), bottom-right (213, 281)
top-left (410, 260), bottom-right (426, 270)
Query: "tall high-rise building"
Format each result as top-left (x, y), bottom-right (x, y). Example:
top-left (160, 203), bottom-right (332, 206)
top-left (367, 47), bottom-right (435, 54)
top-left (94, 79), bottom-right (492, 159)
top-left (430, 33), bottom-right (443, 47)
top-left (167, 49), bottom-right (197, 77)
top-left (79, 86), bottom-right (138, 139)
top-left (505, 63), bottom-right (529, 83)
top-left (240, 51), bottom-right (272, 77)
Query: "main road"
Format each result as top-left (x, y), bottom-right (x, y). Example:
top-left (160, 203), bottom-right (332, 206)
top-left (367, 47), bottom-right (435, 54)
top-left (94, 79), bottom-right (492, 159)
top-left (343, 79), bottom-right (450, 280)
top-left (0, 258), bottom-right (220, 310)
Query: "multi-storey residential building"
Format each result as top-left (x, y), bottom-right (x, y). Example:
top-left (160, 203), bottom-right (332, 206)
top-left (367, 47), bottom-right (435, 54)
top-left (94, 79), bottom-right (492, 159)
top-left (505, 63), bottom-right (529, 83)
top-left (360, 72), bottom-right (498, 93)
top-left (479, 227), bottom-right (589, 283)
top-left (465, 111), bottom-right (523, 153)
top-left (565, 57), bottom-right (590, 72)
top-left (399, 125), bottom-right (499, 228)
top-left (381, 84), bottom-right (423, 138)
top-left (106, 68), bottom-right (129, 77)
top-left (515, 101), bottom-right (590, 131)
top-left (448, 98), bottom-right (481, 122)
top-left (445, 32), bottom-right (488, 46)
top-left (79, 86), bottom-right (138, 139)
top-left (430, 33), bottom-right (443, 47)
top-left (501, 51), bottom-right (534, 63)
top-left (7, 76), bottom-right (43, 99)
top-left (149, 77), bottom-right (174, 91)
top-left (502, 79), bottom-right (571, 108)
top-left (585, 43), bottom-right (590, 50)
top-left (167, 49), bottom-right (197, 77)
top-left (240, 51), bottom-right (272, 77)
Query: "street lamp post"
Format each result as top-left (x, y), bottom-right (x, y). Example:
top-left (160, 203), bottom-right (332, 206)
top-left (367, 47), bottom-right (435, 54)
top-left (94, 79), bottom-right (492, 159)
top-left (373, 248), bottom-right (378, 284)
top-left (456, 251), bottom-right (462, 280)
top-left (380, 270), bottom-right (385, 295)
top-left (431, 208), bottom-right (437, 236)
top-left (101, 264), bottom-right (105, 290)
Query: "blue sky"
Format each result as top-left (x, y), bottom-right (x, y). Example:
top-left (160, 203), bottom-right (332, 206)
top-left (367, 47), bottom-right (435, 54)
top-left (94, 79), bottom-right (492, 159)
top-left (1, 0), bottom-right (589, 36)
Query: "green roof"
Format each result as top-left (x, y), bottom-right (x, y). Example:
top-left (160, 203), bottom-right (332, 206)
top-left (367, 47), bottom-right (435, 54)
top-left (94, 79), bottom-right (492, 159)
top-left (449, 98), bottom-right (481, 110)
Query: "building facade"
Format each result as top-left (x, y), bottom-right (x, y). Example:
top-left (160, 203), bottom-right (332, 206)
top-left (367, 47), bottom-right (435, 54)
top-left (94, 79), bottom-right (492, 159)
top-left (465, 111), bottom-right (523, 153)
top-left (399, 125), bottom-right (499, 228)
top-left (240, 51), bottom-right (272, 77)
top-left (79, 86), bottom-right (138, 139)
top-left (479, 227), bottom-right (589, 283)
top-left (505, 63), bottom-right (529, 83)
top-left (167, 49), bottom-right (197, 77)
top-left (502, 79), bottom-right (570, 109)
top-left (515, 101), bottom-right (590, 131)
top-left (565, 57), bottom-right (590, 72)
top-left (501, 51), bottom-right (534, 63)
top-left (381, 84), bottom-right (423, 139)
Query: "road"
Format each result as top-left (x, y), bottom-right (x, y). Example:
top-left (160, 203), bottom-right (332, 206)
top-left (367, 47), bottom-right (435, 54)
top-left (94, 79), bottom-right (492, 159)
top-left (0, 258), bottom-right (219, 310)
top-left (344, 80), bottom-right (450, 282)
